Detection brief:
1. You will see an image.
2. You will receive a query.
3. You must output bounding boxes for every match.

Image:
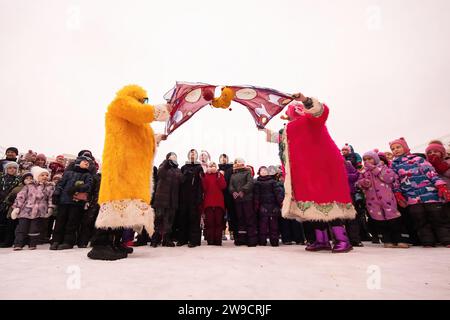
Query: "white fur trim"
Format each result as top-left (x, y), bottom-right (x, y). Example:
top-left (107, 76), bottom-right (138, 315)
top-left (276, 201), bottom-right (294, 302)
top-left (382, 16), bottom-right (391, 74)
top-left (96, 199), bottom-right (154, 234)
top-left (281, 129), bottom-right (356, 222)
top-left (154, 104), bottom-right (170, 122)
top-left (304, 97), bottom-right (323, 117)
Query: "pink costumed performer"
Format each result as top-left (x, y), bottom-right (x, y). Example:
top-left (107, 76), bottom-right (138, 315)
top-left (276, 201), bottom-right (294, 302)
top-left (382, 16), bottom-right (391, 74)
top-left (265, 93), bottom-right (356, 253)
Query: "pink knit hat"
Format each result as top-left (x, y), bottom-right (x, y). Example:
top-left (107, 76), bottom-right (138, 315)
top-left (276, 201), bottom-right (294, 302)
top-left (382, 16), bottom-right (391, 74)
top-left (341, 143), bottom-right (352, 152)
top-left (425, 143), bottom-right (446, 159)
top-left (389, 137), bottom-right (410, 154)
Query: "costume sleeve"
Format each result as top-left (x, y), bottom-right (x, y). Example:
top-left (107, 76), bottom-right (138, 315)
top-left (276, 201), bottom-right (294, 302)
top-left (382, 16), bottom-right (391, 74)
top-left (108, 97), bottom-right (170, 125)
top-left (304, 98), bottom-right (328, 125)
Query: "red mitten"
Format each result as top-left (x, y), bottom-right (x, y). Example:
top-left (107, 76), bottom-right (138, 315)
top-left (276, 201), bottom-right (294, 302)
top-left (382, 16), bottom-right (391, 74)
top-left (394, 192), bottom-right (408, 208)
top-left (437, 185), bottom-right (450, 202)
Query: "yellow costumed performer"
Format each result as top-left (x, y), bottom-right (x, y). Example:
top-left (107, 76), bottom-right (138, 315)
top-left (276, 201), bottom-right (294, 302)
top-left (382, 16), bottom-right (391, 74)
top-left (88, 84), bottom-right (170, 261)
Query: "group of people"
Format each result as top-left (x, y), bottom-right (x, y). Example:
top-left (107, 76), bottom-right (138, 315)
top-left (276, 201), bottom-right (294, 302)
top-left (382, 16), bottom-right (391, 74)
top-left (0, 137), bottom-right (449, 253)
top-left (1, 85), bottom-right (449, 262)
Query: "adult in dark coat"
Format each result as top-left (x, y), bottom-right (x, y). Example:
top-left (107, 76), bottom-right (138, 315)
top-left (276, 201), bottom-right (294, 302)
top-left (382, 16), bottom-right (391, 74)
top-left (177, 149), bottom-right (204, 247)
top-left (229, 159), bottom-right (257, 246)
top-left (151, 153), bottom-right (183, 247)
top-left (0, 147), bottom-right (19, 171)
top-left (218, 154), bottom-right (235, 239)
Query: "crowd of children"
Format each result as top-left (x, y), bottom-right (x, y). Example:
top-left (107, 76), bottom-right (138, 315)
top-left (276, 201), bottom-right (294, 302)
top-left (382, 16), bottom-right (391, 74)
top-left (0, 136), bottom-right (449, 252)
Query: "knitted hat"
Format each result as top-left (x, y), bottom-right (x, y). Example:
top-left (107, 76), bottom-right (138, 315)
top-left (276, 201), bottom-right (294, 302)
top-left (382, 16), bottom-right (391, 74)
top-left (31, 166), bottom-right (50, 181)
top-left (3, 161), bottom-right (19, 173)
top-left (78, 150), bottom-right (93, 158)
top-left (36, 154), bottom-right (47, 162)
top-left (389, 137), bottom-right (410, 154)
top-left (74, 156), bottom-right (92, 168)
top-left (425, 143), bottom-right (446, 159)
top-left (342, 144), bottom-right (352, 152)
top-left (21, 172), bottom-right (33, 183)
top-left (6, 147), bottom-right (18, 155)
top-left (56, 155), bottom-right (65, 161)
top-left (363, 150), bottom-right (380, 165)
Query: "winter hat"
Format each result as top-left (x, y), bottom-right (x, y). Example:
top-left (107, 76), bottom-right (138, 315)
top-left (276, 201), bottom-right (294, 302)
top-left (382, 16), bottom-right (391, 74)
top-left (31, 166), bottom-right (50, 181)
top-left (425, 143), bottom-right (446, 159)
top-left (36, 154), bottom-right (47, 162)
top-left (377, 152), bottom-right (389, 165)
top-left (389, 137), bottom-right (410, 154)
top-left (56, 155), bottom-right (65, 161)
top-left (233, 157), bottom-right (246, 170)
top-left (363, 150), bottom-right (380, 165)
top-left (74, 156), bottom-right (91, 168)
top-left (3, 161), bottom-right (19, 174)
top-left (21, 172), bottom-right (33, 183)
top-left (267, 165), bottom-right (277, 176)
top-left (6, 147), bottom-right (18, 155)
top-left (165, 152), bottom-right (177, 160)
top-left (78, 150), bottom-right (93, 158)
top-left (24, 150), bottom-right (37, 161)
top-left (200, 150), bottom-right (211, 162)
top-left (341, 144), bottom-right (352, 153)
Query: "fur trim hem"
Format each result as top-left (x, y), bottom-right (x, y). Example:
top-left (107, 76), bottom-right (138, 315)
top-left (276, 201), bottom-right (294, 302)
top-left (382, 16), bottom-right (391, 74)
top-left (282, 199), bottom-right (356, 222)
top-left (154, 104), bottom-right (170, 122)
top-left (95, 199), bottom-right (154, 234)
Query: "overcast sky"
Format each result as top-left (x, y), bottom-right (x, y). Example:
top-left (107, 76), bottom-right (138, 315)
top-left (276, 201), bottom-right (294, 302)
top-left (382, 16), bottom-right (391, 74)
top-left (1, 0), bottom-right (449, 168)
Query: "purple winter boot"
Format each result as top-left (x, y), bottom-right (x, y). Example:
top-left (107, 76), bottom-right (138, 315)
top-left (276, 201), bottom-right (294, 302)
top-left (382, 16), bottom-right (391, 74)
top-left (305, 229), bottom-right (332, 252)
top-left (331, 226), bottom-right (353, 253)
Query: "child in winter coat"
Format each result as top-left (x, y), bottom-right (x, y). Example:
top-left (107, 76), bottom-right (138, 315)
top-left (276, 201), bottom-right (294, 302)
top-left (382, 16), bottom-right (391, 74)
top-left (18, 150), bottom-right (37, 174)
top-left (0, 162), bottom-right (21, 244)
top-left (50, 156), bottom-right (93, 250)
top-left (229, 158), bottom-right (257, 246)
top-left (357, 151), bottom-right (409, 248)
top-left (390, 137), bottom-right (450, 247)
top-left (0, 172), bottom-right (33, 248)
top-left (202, 162), bottom-right (227, 245)
top-left (253, 166), bottom-right (284, 246)
top-left (11, 167), bottom-right (54, 250)
top-left (426, 141), bottom-right (450, 187)
top-left (49, 155), bottom-right (66, 179)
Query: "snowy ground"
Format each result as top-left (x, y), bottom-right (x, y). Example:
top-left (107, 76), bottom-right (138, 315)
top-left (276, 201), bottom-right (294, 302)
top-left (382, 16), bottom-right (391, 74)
top-left (1, 241), bottom-right (449, 300)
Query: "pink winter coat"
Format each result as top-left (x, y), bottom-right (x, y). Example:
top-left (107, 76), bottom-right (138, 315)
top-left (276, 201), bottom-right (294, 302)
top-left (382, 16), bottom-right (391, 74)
top-left (356, 164), bottom-right (401, 221)
top-left (13, 182), bottom-right (55, 219)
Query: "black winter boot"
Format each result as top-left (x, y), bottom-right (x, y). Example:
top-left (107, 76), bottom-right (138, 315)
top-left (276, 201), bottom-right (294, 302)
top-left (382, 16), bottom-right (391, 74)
top-left (87, 228), bottom-right (128, 261)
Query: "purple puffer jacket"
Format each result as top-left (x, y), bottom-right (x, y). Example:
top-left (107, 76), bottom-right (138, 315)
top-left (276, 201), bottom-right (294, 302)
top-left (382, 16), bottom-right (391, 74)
top-left (345, 161), bottom-right (358, 194)
top-left (356, 164), bottom-right (401, 221)
top-left (13, 182), bottom-right (55, 219)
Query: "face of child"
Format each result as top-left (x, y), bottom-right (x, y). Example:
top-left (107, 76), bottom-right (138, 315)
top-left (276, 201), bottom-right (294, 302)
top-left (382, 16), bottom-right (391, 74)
top-left (427, 149), bottom-right (443, 160)
top-left (341, 149), bottom-right (349, 156)
top-left (208, 164), bottom-right (218, 174)
top-left (38, 172), bottom-right (49, 183)
top-left (6, 166), bottom-right (17, 176)
top-left (363, 157), bottom-right (376, 166)
top-left (6, 151), bottom-right (17, 159)
top-left (52, 176), bottom-right (62, 184)
top-left (80, 160), bottom-right (90, 169)
top-left (24, 176), bottom-right (33, 185)
top-left (259, 168), bottom-right (269, 176)
top-left (390, 144), bottom-right (405, 157)
top-left (57, 158), bottom-right (65, 165)
top-left (385, 152), bottom-right (394, 161)
top-left (36, 159), bottom-right (45, 167)
top-left (30, 154), bottom-right (37, 162)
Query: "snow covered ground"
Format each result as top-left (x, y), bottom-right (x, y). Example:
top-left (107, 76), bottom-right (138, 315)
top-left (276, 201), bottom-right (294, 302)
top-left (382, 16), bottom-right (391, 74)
top-left (1, 241), bottom-right (449, 300)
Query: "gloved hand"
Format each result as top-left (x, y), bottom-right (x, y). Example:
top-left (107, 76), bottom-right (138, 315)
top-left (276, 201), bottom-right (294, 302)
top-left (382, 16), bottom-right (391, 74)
top-left (238, 191), bottom-right (244, 198)
top-left (437, 185), bottom-right (450, 202)
top-left (11, 208), bottom-right (20, 220)
top-left (360, 179), bottom-right (372, 189)
top-left (232, 192), bottom-right (239, 199)
top-left (45, 207), bottom-right (54, 218)
top-left (394, 192), bottom-right (408, 208)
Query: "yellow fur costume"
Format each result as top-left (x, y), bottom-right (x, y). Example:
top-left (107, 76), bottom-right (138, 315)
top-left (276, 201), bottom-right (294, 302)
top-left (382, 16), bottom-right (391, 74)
top-left (95, 85), bottom-right (170, 233)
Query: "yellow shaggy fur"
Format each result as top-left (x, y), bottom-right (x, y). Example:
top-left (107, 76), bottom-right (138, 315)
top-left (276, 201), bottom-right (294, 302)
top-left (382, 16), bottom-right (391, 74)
top-left (96, 84), bottom-right (158, 231)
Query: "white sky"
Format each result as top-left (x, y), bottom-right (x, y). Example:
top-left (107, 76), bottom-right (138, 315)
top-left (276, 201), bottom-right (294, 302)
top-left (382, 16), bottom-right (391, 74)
top-left (1, 0), bottom-right (449, 169)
